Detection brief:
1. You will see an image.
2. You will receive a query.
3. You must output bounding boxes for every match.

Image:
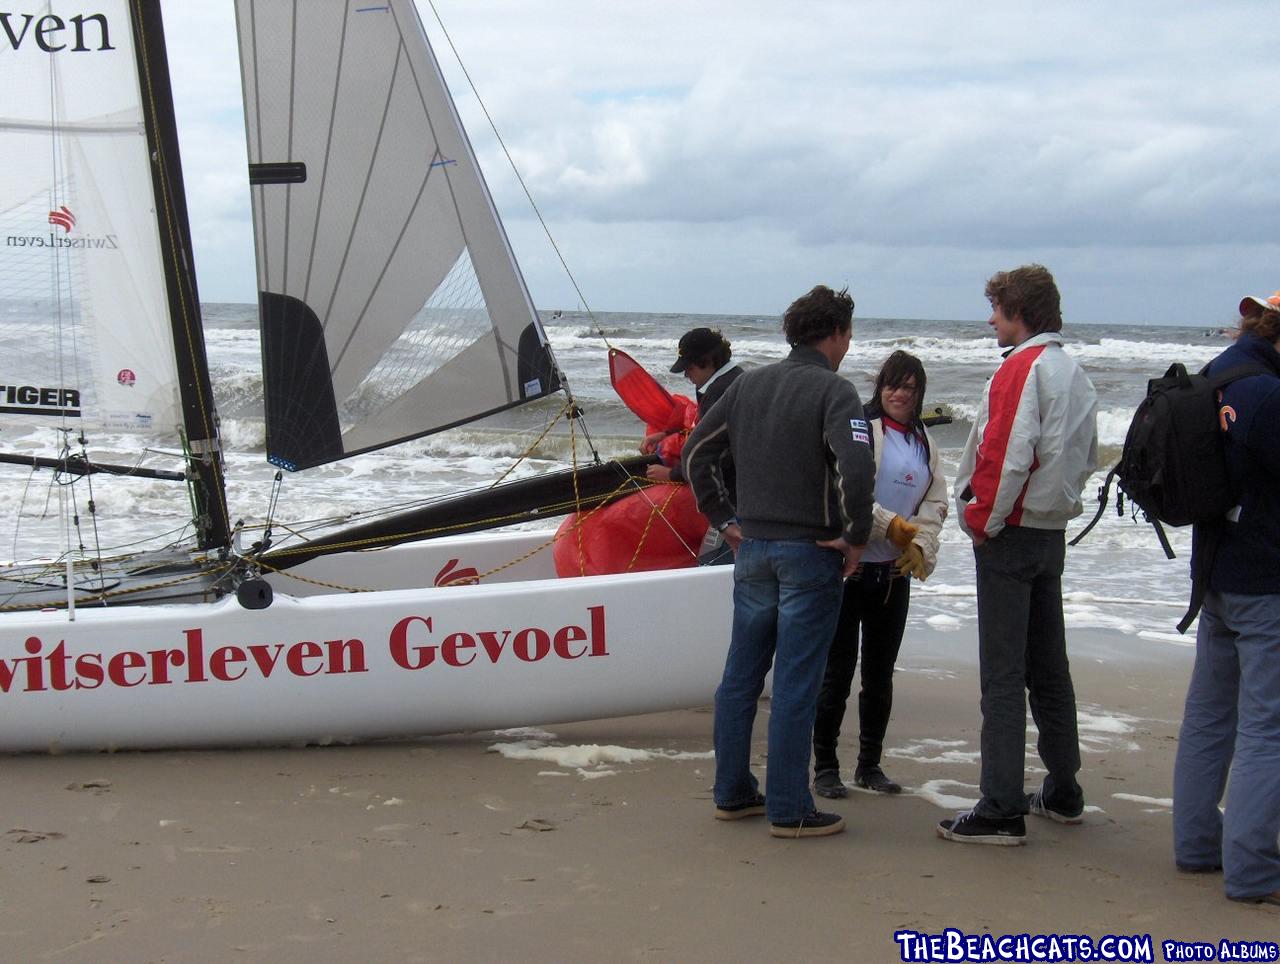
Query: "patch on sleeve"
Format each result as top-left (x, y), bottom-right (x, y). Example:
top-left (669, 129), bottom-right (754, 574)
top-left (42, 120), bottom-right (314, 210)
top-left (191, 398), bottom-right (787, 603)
top-left (851, 430), bottom-right (870, 444)
top-left (849, 418), bottom-right (867, 431)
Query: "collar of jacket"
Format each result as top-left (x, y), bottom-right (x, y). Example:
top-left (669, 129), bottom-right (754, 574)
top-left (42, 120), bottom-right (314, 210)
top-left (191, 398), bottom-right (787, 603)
top-left (1221, 332), bottom-right (1280, 376)
top-left (786, 344), bottom-right (834, 369)
top-left (1001, 330), bottom-right (1063, 359)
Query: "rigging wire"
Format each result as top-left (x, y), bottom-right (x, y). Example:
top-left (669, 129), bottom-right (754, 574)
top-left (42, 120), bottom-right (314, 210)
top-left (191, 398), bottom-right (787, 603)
top-left (420, 0), bottom-right (612, 465)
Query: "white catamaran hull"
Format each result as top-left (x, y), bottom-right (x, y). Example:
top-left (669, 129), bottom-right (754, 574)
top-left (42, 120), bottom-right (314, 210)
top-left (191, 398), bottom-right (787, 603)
top-left (0, 532), bottom-right (733, 752)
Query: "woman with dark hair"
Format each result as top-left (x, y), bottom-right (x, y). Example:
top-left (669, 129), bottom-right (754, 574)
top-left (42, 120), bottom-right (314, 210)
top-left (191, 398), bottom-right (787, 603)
top-left (812, 350), bottom-right (949, 797)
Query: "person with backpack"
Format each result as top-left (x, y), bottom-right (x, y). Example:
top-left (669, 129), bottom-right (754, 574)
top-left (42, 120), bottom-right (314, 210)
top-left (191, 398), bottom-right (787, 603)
top-left (938, 264), bottom-right (1098, 846)
top-left (812, 350), bottom-right (949, 799)
top-left (1172, 291), bottom-right (1280, 907)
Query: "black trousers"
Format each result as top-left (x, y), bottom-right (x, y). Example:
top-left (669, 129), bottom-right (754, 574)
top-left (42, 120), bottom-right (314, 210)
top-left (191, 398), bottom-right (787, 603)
top-left (812, 563), bottom-right (911, 774)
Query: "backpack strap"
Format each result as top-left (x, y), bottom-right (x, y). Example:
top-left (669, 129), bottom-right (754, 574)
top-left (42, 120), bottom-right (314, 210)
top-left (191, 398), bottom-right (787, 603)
top-left (1201, 362), bottom-right (1270, 387)
top-left (1068, 464), bottom-right (1117, 547)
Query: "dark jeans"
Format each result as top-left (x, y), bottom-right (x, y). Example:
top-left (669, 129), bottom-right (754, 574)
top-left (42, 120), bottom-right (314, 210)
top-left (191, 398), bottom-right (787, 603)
top-left (974, 526), bottom-right (1083, 820)
top-left (813, 564), bottom-right (910, 774)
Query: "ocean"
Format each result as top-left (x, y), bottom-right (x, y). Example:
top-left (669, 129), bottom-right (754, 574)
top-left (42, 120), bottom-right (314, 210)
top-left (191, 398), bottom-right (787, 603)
top-left (0, 304), bottom-right (1233, 643)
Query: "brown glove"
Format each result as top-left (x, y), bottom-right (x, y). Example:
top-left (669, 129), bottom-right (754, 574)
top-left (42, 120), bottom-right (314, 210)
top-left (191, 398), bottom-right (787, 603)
top-left (886, 515), bottom-right (920, 550)
top-left (895, 542), bottom-right (927, 581)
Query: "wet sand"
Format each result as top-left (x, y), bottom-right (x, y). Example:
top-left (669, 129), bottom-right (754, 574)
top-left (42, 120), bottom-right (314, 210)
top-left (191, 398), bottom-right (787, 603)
top-left (2, 626), bottom-right (1275, 961)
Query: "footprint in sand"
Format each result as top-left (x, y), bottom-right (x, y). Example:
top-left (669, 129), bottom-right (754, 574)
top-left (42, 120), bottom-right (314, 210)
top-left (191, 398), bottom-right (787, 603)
top-left (6, 828), bottom-right (66, 844)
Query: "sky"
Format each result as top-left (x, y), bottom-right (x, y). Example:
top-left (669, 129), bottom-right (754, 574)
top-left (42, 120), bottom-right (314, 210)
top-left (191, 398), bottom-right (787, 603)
top-left (166, 1), bottom-right (1280, 327)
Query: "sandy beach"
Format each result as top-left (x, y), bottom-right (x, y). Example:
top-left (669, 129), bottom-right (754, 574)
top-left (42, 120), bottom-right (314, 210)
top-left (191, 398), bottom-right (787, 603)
top-left (2, 624), bottom-right (1275, 962)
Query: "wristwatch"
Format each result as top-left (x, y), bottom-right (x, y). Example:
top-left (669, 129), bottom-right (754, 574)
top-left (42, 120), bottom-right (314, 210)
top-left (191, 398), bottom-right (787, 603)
top-left (717, 519), bottom-right (734, 532)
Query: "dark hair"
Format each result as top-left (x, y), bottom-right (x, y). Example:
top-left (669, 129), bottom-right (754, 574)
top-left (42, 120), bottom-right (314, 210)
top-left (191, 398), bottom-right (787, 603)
top-left (693, 334), bottom-right (732, 371)
top-left (1240, 307), bottom-right (1280, 343)
top-left (984, 264), bottom-right (1062, 335)
top-left (782, 285), bottom-right (854, 347)
top-left (870, 350), bottom-right (927, 422)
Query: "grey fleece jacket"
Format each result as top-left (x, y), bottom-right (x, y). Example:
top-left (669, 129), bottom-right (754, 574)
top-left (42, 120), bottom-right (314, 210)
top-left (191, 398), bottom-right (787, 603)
top-left (681, 344), bottom-right (875, 545)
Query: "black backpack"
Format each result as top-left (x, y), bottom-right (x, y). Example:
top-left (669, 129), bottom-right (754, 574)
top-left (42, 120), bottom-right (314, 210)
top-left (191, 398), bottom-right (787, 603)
top-left (1071, 361), bottom-right (1266, 631)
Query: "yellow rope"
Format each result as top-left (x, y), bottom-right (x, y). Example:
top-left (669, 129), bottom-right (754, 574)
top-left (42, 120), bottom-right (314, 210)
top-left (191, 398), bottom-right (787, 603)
top-left (488, 396), bottom-right (576, 489)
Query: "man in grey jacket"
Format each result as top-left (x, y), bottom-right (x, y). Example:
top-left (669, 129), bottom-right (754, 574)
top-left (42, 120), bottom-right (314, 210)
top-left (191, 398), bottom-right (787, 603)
top-left (683, 284), bottom-right (875, 838)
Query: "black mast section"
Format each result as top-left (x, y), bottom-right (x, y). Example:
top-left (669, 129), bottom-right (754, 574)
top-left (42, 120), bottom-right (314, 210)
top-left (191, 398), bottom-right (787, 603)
top-left (129, 0), bottom-right (232, 552)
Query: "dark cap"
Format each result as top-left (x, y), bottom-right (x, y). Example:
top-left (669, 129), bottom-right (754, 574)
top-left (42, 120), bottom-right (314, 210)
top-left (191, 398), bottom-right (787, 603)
top-left (670, 327), bottom-right (726, 373)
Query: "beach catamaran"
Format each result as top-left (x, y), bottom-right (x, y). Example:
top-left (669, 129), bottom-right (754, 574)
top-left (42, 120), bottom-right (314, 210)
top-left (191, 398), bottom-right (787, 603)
top-left (0, 0), bottom-right (731, 752)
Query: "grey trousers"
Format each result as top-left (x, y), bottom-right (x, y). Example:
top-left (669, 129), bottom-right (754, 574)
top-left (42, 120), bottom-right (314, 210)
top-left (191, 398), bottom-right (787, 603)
top-left (973, 526), bottom-right (1084, 820)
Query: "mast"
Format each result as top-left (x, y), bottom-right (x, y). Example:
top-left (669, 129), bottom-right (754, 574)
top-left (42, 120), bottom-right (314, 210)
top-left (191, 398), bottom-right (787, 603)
top-left (128, 0), bottom-right (232, 552)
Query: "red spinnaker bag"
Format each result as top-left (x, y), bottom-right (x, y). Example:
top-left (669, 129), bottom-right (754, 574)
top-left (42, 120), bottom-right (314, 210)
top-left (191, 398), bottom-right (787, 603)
top-left (553, 484), bottom-right (709, 577)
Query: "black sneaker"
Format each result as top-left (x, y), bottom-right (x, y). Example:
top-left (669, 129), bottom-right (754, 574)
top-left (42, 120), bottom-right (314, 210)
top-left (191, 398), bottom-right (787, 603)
top-left (814, 769), bottom-right (848, 799)
top-left (936, 809), bottom-right (1026, 846)
top-left (770, 810), bottom-right (846, 838)
top-left (1176, 861), bottom-right (1223, 875)
top-left (854, 765), bottom-right (902, 794)
top-left (714, 792), bottom-right (766, 821)
top-left (1026, 789), bottom-right (1084, 825)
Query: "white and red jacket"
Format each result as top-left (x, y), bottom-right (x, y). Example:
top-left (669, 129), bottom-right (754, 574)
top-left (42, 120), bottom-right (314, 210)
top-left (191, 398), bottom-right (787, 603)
top-left (955, 332), bottom-right (1098, 540)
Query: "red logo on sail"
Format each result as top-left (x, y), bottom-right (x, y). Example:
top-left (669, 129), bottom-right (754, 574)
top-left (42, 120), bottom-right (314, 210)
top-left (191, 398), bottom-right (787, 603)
top-left (48, 206), bottom-right (76, 233)
top-left (117, 369), bottom-right (136, 387)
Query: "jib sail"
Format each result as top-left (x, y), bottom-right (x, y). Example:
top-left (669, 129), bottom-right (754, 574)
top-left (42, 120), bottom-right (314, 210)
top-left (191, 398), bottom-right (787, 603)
top-left (234, 0), bottom-right (563, 471)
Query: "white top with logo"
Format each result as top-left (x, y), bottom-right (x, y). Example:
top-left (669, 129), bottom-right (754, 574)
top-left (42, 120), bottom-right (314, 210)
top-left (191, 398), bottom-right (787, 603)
top-left (863, 418), bottom-right (930, 564)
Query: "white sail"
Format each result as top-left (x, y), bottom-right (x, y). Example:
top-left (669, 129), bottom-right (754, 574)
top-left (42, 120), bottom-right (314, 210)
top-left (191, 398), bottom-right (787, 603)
top-left (0, 2), bottom-right (184, 434)
top-left (234, 0), bottom-right (562, 471)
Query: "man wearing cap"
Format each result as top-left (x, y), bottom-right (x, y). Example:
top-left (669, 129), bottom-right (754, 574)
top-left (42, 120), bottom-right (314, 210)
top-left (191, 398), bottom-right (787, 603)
top-left (1173, 291), bottom-right (1280, 907)
top-left (682, 284), bottom-right (875, 838)
top-left (643, 327), bottom-right (743, 485)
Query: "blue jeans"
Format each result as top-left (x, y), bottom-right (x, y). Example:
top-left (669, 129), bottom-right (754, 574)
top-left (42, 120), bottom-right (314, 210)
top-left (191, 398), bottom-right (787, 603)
top-left (714, 538), bottom-right (845, 823)
top-left (1173, 590), bottom-right (1280, 899)
top-left (973, 526), bottom-right (1083, 820)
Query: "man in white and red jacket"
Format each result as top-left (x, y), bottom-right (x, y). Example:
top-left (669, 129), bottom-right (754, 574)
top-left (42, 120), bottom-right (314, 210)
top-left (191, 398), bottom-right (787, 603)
top-left (939, 264), bottom-right (1098, 846)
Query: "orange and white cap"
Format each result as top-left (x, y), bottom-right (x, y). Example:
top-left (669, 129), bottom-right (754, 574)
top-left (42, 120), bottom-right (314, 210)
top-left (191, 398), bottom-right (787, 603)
top-left (1239, 291), bottom-right (1280, 316)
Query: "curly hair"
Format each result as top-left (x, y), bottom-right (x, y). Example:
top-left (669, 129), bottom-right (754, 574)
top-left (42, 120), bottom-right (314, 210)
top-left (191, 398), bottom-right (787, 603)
top-left (984, 264), bottom-right (1062, 335)
top-left (782, 285), bottom-right (854, 347)
top-left (1240, 307), bottom-right (1280, 343)
top-left (870, 350), bottom-right (927, 422)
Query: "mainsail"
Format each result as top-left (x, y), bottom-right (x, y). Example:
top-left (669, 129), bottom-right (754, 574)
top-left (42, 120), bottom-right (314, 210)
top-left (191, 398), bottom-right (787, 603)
top-left (0, 1), bottom-right (230, 551)
top-left (0, 2), bottom-right (182, 432)
top-left (234, 0), bottom-right (563, 471)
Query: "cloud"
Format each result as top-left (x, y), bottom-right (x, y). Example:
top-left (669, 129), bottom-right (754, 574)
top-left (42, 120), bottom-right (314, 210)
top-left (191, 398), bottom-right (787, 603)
top-left (166, 0), bottom-right (1280, 323)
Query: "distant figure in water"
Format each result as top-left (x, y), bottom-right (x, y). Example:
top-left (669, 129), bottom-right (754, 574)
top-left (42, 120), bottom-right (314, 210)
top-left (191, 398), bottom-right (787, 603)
top-left (940, 263), bottom-right (1098, 847)
top-left (1173, 290), bottom-right (1280, 907)
top-left (812, 350), bottom-right (949, 799)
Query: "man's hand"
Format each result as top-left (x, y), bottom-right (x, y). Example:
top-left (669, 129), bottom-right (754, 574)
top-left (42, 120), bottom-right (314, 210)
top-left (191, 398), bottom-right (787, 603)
top-left (640, 431), bottom-right (669, 455)
top-left (721, 522), bottom-right (743, 552)
top-left (645, 464), bottom-right (673, 482)
top-left (816, 536), bottom-right (865, 578)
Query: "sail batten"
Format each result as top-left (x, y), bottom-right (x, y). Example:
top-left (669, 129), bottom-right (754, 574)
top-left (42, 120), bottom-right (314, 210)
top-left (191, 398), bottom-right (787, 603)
top-left (236, 0), bottom-right (562, 471)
